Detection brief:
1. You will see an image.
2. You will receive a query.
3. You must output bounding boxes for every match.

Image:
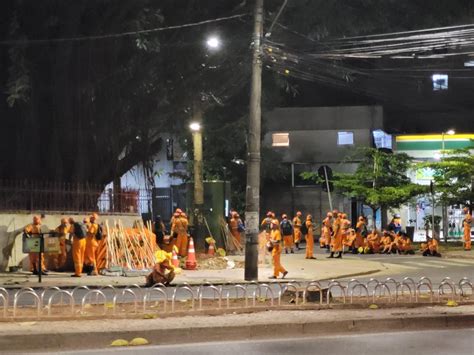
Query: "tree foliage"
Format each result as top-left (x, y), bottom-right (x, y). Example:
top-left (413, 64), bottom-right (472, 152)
top-left (420, 148), bottom-right (474, 208)
top-left (303, 148), bottom-right (426, 221)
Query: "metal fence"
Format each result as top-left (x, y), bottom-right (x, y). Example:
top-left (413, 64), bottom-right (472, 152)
top-left (2, 277), bottom-right (472, 321)
top-left (0, 180), bottom-right (151, 214)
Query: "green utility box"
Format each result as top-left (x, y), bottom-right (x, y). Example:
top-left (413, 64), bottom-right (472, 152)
top-left (185, 181), bottom-right (231, 251)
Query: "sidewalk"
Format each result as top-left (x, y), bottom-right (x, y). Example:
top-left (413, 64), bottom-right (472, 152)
top-left (0, 253), bottom-right (383, 288)
top-left (1, 305), bottom-right (473, 352)
top-left (443, 248), bottom-right (474, 260)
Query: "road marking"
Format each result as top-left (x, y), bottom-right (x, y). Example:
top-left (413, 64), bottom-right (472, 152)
top-left (401, 261), bottom-right (446, 269)
top-left (441, 258), bottom-right (474, 265)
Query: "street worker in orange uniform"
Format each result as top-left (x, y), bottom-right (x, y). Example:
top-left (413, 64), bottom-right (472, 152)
top-left (399, 232), bottom-right (414, 254)
top-left (292, 211), bottom-right (303, 250)
top-left (367, 229), bottom-right (381, 253)
top-left (463, 207), bottom-right (472, 251)
top-left (280, 214), bottom-right (294, 254)
top-left (229, 211), bottom-right (242, 245)
top-left (268, 219), bottom-right (288, 279)
top-left (340, 213), bottom-right (351, 253)
top-left (69, 217), bottom-right (86, 277)
top-left (172, 211), bottom-right (189, 257)
top-left (24, 215), bottom-right (47, 275)
top-left (354, 216), bottom-right (367, 252)
top-left (84, 213), bottom-right (100, 275)
top-left (380, 231), bottom-right (393, 254)
top-left (320, 212), bottom-right (333, 249)
top-left (421, 236), bottom-right (441, 257)
top-left (261, 212), bottom-right (274, 240)
top-left (305, 215), bottom-right (316, 259)
top-left (145, 251), bottom-right (176, 287)
top-left (52, 218), bottom-right (70, 271)
top-left (343, 228), bottom-right (357, 252)
top-left (329, 213), bottom-right (344, 258)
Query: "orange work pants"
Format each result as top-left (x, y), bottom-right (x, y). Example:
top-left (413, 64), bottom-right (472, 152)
top-left (305, 233), bottom-right (314, 258)
top-left (85, 236), bottom-right (99, 274)
top-left (332, 233), bottom-right (343, 252)
top-left (29, 253), bottom-right (45, 272)
top-left (50, 236), bottom-right (67, 270)
top-left (72, 237), bottom-right (86, 276)
top-left (294, 228), bottom-right (302, 244)
top-left (464, 227), bottom-right (472, 250)
top-left (176, 233), bottom-right (188, 257)
top-left (272, 244), bottom-right (286, 277)
top-left (283, 235), bottom-right (294, 250)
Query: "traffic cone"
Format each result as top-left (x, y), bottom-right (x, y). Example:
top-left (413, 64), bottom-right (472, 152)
top-left (208, 243), bottom-right (215, 256)
top-left (185, 237), bottom-right (197, 270)
top-left (171, 248), bottom-right (179, 268)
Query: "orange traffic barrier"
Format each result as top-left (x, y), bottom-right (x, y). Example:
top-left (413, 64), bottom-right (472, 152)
top-left (208, 243), bottom-right (215, 256)
top-left (185, 237), bottom-right (197, 270)
top-left (171, 248), bottom-right (180, 268)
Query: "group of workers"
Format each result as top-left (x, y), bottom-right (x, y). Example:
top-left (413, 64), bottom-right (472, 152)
top-left (259, 207), bottom-right (473, 278)
top-left (153, 208), bottom-right (190, 257)
top-left (23, 213), bottom-right (102, 277)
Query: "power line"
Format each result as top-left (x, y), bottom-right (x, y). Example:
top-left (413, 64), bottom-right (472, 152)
top-left (0, 13), bottom-right (248, 46)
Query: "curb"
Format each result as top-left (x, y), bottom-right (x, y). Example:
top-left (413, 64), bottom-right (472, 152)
top-left (0, 269), bottom-right (382, 290)
top-left (0, 312), bottom-right (473, 351)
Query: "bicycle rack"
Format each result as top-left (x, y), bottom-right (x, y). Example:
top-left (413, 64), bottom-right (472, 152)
top-left (172, 286), bottom-right (195, 312)
top-left (81, 290), bottom-right (107, 315)
top-left (302, 281), bottom-right (323, 305)
top-left (279, 283), bottom-right (298, 306)
top-left (47, 290), bottom-right (74, 316)
top-left (143, 287), bottom-right (168, 313)
top-left (396, 283), bottom-right (413, 302)
top-left (327, 283), bottom-right (346, 305)
top-left (350, 283), bottom-right (369, 304)
top-left (373, 283), bottom-right (392, 303)
top-left (415, 283), bottom-right (433, 303)
top-left (198, 285), bottom-right (222, 310)
top-left (13, 290), bottom-right (41, 318)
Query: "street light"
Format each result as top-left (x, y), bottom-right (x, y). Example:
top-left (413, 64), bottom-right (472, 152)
top-left (206, 36), bottom-right (221, 50)
top-left (189, 122), bottom-right (201, 132)
top-left (442, 129), bottom-right (455, 150)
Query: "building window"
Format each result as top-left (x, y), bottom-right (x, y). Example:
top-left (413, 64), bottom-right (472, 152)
top-left (272, 133), bottom-right (290, 147)
top-left (432, 74), bottom-right (448, 91)
top-left (337, 131), bottom-right (354, 146)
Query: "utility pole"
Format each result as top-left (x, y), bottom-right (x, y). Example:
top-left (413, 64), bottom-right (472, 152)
top-left (244, 0), bottom-right (264, 281)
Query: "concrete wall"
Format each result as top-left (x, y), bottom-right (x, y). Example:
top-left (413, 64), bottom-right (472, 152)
top-left (261, 183), bottom-right (352, 237)
top-left (263, 106), bottom-right (383, 164)
top-left (0, 212), bottom-right (141, 272)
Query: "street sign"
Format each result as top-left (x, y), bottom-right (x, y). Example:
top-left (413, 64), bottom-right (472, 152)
top-left (23, 236), bottom-right (60, 253)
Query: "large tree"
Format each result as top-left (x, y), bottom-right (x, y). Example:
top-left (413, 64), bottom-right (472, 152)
top-left (302, 148), bottom-right (426, 227)
top-left (421, 148), bottom-right (474, 210)
top-left (0, 0), bottom-right (255, 187)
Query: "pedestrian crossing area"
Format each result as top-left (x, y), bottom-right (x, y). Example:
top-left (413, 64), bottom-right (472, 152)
top-left (373, 257), bottom-right (474, 270)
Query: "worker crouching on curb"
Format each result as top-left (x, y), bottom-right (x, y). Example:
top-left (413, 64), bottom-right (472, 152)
top-left (421, 236), bottom-right (441, 257)
top-left (268, 219), bottom-right (288, 279)
top-left (145, 250), bottom-right (176, 287)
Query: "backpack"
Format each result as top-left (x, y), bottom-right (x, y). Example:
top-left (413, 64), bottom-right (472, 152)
top-left (300, 221), bottom-right (308, 235)
top-left (73, 222), bottom-right (87, 239)
top-left (95, 224), bottom-right (103, 241)
top-left (281, 220), bottom-right (293, 235)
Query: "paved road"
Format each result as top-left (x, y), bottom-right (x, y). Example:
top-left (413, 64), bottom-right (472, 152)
top-left (49, 329), bottom-right (474, 355)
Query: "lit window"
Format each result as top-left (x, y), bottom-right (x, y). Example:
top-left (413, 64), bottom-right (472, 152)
top-left (432, 74), bottom-right (448, 91)
top-left (337, 131), bottom-right (354, 146)
top-left (272, 133), bottom-right (289, 147)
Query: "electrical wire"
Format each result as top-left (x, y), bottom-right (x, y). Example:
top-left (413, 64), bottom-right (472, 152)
top-left (0, 13), bottom-right (249, 46)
